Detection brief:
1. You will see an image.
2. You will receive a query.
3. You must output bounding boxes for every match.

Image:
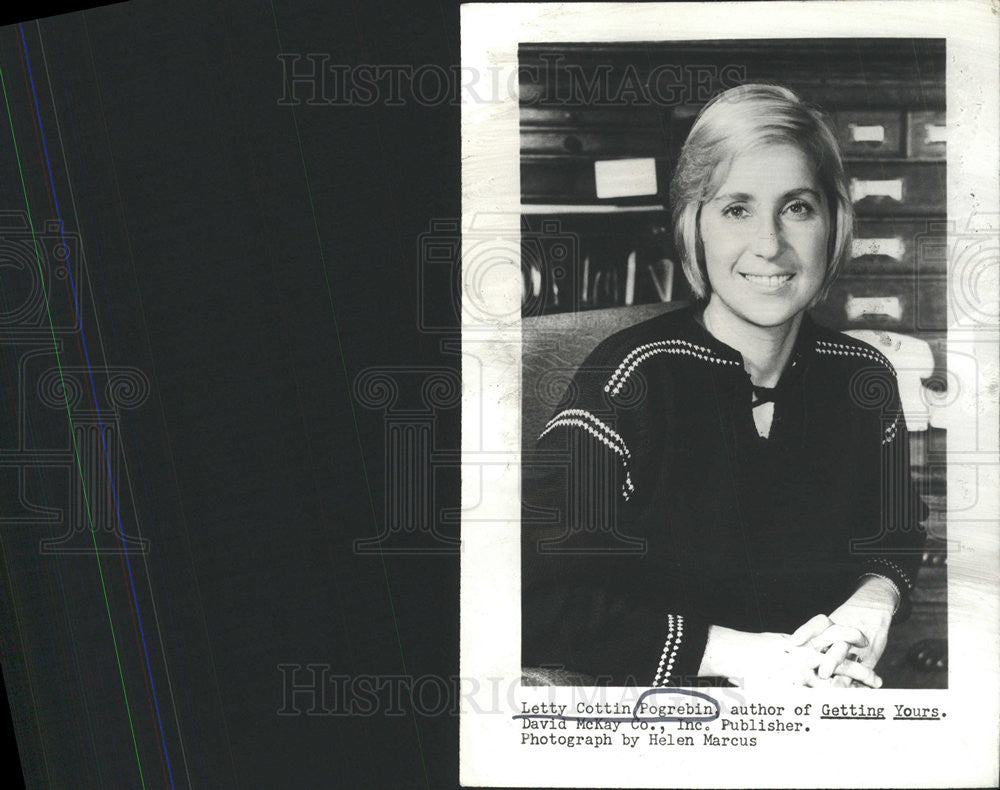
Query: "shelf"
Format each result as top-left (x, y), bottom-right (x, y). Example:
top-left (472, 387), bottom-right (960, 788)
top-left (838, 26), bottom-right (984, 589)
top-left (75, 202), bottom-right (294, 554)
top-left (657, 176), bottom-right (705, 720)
top-left (520, 204), bottom-right (665, 214)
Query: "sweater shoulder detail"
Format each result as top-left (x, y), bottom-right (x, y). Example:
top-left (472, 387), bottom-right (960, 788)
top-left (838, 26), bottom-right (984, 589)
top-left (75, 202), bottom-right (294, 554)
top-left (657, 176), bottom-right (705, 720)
top-left (538, 409), bottom-right (635, 500)
top-left (813, 335), bottom-right (897, 376)
top-left (604, 339), bottom-right (740, 396)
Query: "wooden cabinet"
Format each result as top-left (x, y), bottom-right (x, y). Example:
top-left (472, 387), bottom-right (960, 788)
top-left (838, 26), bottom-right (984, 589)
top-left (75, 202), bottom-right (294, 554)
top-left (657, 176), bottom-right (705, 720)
top-left (811, 274), bottom-right (947, 333)
top-left (908, 111), bottom-right (947, 159)
top-left (848, 219), bottom-right (948, 275)
top-left (835, 110), bottom-right (904, 158)
top-left (847, 162), bottom-right (946, 215)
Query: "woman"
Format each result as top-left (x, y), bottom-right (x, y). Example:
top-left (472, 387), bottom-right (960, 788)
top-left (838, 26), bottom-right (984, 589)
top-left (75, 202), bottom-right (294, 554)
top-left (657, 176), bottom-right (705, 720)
top-left (521, 84), bottom-right (927, 688)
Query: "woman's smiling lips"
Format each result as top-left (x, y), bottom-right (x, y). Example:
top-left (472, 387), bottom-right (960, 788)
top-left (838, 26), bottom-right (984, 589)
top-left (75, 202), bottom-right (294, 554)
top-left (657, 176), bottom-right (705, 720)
top-left (739, 271), bottom-right (796, 291)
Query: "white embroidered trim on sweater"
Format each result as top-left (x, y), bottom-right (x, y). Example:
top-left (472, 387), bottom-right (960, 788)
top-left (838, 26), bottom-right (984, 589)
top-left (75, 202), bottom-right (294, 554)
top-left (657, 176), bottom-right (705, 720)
top-left (815, 340), bottom-right (901, 444)
top-left (605, 341), bottom-right (740, 397)
top-left (867, 557), bottom-right (914, 590)
top-left (539, 409), bottom-right (634, 500)
top-left (653, 613), bottom-right (684, 686)
top-left (882, 415), bottom-right (900, 445)
top-left (543, 409), bottom-right (630, 456)
top-left (815, 339), bottom-right (896, 374)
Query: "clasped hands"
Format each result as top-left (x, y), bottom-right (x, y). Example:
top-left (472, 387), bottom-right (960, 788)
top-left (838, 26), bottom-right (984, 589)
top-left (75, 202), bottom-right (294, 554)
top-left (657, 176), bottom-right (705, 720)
top-left (699, 576), bottom-right (899, 688)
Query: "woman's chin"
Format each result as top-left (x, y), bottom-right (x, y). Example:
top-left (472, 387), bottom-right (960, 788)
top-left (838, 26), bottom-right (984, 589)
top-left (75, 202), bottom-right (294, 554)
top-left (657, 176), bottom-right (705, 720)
top-left (732, 302), bottom-right (808, 330)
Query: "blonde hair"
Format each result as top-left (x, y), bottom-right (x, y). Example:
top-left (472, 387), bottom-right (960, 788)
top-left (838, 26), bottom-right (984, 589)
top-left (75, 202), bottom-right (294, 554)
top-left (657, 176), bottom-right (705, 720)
top-left (669, 84), bottom-right (853, 304)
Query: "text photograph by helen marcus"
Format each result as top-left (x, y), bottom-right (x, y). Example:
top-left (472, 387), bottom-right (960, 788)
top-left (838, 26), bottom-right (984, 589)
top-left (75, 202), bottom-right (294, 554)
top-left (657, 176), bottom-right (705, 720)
top-left (460, 3), bottom-right (998, 788)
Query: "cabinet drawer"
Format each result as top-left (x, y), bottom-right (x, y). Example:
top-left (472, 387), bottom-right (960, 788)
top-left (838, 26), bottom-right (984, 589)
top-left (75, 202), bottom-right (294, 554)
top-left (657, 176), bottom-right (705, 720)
top-left (835, 110), bottom-right (903, 157)
top-left (521, 159), bottom-right (668, 203)
top-left (521, 129), bottom-right (663, 157)
top-left (811, 274), bottom-right (947, 332)
top-left (846, 219), bottom-right (948, 275)
top-left (521, 159), bottom-right (596, 202)
top-left (907, 110), bottom-right (947, 159)
top-left (846, 162), bottom-right (945, 216)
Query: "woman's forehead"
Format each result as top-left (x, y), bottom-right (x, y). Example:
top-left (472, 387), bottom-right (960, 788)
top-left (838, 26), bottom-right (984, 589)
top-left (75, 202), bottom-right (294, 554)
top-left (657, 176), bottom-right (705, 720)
top-left (705, 142), bottom-right (822, 199)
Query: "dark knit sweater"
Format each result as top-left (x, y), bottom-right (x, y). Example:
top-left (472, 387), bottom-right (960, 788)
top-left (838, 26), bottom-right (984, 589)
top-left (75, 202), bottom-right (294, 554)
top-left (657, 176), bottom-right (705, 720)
top-left (521, 303), bottom-right (927, 686)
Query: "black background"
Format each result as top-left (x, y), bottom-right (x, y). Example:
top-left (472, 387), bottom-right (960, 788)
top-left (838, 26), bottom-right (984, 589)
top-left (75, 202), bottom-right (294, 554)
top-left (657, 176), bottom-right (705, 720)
top-left (0, 0), bottom-right (465, 787)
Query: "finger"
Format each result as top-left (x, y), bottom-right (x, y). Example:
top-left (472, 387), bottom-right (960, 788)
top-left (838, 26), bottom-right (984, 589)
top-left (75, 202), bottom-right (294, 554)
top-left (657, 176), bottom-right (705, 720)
top-left (808, 624), bottom-right (869, 651)
top-left (803, 670), bottom-right (827, 688)
top-left (856, 645), bottom-right (884, 669)
top-left (787, 644), bottom-right (828, 673)
top-left (809, 671), bottom-right (855, 689)
top-left (818, 641), bottom-right (851, 679)
top-left (790, 614), bottom-right (831, 646)
top-left (832, 659), bottom-right (882, 688)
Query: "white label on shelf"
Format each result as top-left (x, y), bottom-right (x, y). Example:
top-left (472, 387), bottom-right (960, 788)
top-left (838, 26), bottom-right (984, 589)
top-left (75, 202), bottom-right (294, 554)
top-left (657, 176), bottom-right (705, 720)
top-left (924, 124), bottom-right (947, 144)
top-left (845, 294), bottom-right (903, 321)
top-left (849, 123), bottom-right (886, 143)
top-left (850, 178), bottom-right (903, 202)
top-left (594, 158), bottom-right (658, 199)
top-left (852, 237), bottom-right (906, 260)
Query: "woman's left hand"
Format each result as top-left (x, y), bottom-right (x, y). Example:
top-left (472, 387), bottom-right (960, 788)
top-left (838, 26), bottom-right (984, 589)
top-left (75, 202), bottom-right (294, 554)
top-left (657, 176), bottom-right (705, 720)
top-left (792, 577), bottom-right (898, 684)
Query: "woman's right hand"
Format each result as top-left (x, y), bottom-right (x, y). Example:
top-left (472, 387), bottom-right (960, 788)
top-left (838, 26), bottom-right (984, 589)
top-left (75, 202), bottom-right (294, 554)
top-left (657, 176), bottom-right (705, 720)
top-left (697, 625), bottom-right (882, 688)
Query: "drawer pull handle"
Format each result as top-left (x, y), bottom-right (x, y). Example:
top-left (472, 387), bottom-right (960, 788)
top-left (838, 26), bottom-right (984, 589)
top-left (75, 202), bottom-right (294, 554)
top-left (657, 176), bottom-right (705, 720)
top-left (850, 178), bottom-right (903, 203)
top-left (852, 237), bottom-right (906, 260)
top-left (845, 294), bottom-right (903, 321)
top-left (849, 123), bottom-right (885, 143)
top-left (923, 124), bottom-right (947, 145)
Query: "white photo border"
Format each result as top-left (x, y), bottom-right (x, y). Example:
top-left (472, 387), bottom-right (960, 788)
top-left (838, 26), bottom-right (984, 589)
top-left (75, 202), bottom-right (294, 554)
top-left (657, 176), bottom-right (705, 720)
top-left (460, 3), bottom-right (999, 787)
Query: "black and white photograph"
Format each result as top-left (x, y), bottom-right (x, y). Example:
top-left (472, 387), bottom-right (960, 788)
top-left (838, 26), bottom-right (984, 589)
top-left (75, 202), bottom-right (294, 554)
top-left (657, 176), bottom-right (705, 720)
top-left (519, 39), bottom-right (947, 691)
top-left (461, 3), bottom-right (997, 788)
top-left (0, 1), bottom-right (995, 788)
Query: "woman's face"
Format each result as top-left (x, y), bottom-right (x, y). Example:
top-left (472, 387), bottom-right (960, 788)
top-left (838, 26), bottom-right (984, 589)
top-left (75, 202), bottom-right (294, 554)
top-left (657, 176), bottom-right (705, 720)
top-left (698, 143), bottom-right (831, 329)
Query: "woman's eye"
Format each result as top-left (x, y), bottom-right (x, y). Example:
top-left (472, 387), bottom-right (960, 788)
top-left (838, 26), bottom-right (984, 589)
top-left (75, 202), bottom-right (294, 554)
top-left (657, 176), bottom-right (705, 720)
top-left (722, 205), bottom-right (750, 219)
top-left (784, 200), bottom-right (814, 217)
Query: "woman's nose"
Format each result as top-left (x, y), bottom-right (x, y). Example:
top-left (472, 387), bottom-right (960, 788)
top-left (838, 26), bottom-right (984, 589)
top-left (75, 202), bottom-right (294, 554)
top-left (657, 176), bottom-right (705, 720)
top-left (750, 215), bottom-right (781, 258)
